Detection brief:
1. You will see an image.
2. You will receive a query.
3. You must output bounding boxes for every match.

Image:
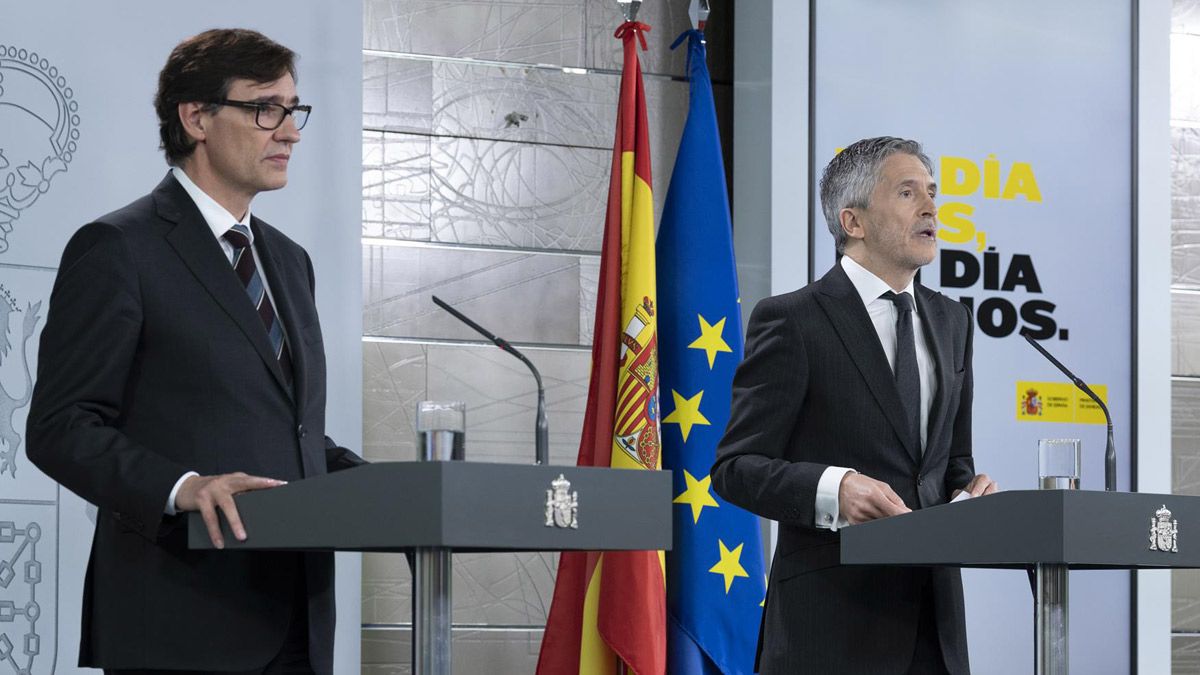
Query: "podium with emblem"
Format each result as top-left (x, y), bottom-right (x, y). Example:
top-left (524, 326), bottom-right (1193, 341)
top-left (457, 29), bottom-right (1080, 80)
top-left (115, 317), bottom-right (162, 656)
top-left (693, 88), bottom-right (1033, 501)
top-left (840, 489), bottom-right (1197, 674)
top-left (187, 461), bottom-right (672, 675)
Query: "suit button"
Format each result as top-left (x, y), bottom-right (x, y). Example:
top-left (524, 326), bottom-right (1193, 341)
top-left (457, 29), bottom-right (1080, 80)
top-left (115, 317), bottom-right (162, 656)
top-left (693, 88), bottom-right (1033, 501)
top-left (916, 476), bottom-right (924, 487)
top-left (297, 424), bottom-right (307, 439)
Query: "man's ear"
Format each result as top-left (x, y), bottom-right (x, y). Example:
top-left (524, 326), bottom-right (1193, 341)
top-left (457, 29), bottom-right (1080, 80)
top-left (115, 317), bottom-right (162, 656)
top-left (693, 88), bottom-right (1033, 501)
top-left (178, 102), bottom-right (208, 144)
top-left (839, 208), bottom-right (865, 243)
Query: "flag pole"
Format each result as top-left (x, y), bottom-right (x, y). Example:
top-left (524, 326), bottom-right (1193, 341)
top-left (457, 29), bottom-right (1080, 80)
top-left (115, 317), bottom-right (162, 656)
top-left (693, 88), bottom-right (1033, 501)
top-left (618, 0), bottom-right (642, 22)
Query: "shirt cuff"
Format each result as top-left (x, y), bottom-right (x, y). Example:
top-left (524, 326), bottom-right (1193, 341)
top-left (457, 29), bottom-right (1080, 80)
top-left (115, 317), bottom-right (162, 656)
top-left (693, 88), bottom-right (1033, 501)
top-left (165, 471), bottom-right (199, 516)
top-left (815, 466), bottom-right (856, 531)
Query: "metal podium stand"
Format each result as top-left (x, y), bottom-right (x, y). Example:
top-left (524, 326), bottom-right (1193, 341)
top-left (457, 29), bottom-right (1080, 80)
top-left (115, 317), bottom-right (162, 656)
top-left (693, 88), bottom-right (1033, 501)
top-left (188, 462), bottom-right (673, 674)
top-left (840, 489), bottom-right (1196, 674)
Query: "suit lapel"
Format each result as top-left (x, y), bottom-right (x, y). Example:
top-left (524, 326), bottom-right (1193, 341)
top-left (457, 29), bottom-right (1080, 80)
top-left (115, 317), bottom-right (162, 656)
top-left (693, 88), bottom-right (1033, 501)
top-left (916, 285), bottom-right (953, 467)
top-left (252, 218), bottom-right (307, 412)
top-left (815, 264), bottom-right (920, 464)
top-left (154, 174), bottom-right (292, 398)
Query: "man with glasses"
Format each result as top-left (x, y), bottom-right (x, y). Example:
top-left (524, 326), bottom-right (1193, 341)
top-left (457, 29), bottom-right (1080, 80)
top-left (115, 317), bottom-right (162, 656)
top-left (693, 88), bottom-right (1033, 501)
top-left (28, 29), bottom-right (363, 674)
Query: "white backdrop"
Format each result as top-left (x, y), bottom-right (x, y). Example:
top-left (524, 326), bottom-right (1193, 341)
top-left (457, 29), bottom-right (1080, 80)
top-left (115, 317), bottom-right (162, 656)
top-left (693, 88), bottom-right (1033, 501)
top-left (811, 1), bottom-right (1133, 672)
top-left (0, 3), bottom-right (363, 672)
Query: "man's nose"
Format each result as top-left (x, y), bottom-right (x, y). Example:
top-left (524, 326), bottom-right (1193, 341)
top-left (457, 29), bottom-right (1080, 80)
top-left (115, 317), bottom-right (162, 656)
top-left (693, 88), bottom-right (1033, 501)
top-left (920, 192), bottom-right (936, 217)
top-left (275, 115), bottom-right (301, 143)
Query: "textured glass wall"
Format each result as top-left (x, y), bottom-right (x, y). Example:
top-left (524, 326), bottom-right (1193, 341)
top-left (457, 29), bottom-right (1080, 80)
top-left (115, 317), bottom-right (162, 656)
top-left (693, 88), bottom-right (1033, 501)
top-left (359, 1), bottom-right (733, 672)
top-left (1174, 1), bottom-right (1200, 672)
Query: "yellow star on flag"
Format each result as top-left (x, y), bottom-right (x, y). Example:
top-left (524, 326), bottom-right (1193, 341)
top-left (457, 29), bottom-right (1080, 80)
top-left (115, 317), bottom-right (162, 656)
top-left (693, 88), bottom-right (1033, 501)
top-left (687, 314), bottom-right (733, 369)
top-left (673, 470), bottom-right (719, 524)
top-left (709, 539), bottom-right (750, 594)
top-left (662, 389), bottom-right (710, 442)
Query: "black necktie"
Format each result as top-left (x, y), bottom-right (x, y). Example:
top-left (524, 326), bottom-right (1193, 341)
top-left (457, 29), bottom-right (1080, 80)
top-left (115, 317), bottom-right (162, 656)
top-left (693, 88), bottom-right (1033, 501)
top-left (223, 224), bottom-right (293, 387)
top-left (882, 291), bottom-right (921, 453)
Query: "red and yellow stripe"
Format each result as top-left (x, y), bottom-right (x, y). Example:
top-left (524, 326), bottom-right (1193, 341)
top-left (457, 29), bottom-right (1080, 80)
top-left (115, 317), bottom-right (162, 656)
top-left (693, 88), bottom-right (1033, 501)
top-left (538, 20), bottom-right (666, 675)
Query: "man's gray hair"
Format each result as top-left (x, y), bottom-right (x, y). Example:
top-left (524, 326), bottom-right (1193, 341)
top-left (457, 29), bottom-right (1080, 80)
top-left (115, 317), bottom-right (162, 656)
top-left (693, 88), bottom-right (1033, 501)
top-left (819, 136), bottom-right (934, 254)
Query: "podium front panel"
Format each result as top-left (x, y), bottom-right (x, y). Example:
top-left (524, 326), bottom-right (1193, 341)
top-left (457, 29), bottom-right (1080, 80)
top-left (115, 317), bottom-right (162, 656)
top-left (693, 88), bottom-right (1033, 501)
top-left (188, 462), bottom-right (673, 553)
top-left (840, 490), bottom-right (1200, 569)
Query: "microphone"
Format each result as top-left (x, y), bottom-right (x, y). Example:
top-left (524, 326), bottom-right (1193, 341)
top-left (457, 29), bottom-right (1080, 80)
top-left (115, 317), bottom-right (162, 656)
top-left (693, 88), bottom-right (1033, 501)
top-left (431, 295), bottom-right (550, 466)
top-left (1020, 332), bottom-right (1117, 491)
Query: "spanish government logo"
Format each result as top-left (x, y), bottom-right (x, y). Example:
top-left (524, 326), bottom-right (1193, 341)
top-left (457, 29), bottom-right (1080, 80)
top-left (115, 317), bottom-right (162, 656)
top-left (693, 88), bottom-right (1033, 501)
top-left (0, 44), bottom-right (80, 254)
top-left (1020, 387), bottom-right (1043, 417)
top-left (1149, 504), bottom-right (1179, 554)
top-left (544, 474), bottom-right (579, 529)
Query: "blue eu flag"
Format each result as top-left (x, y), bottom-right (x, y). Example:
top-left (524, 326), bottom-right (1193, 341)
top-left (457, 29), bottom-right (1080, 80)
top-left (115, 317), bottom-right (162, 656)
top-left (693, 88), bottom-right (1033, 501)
top-left (658, 29), bottom-right (767, 675)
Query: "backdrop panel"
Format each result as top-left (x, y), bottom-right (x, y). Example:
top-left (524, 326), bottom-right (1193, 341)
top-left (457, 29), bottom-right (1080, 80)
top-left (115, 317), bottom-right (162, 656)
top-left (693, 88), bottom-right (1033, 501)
top-left (1, 3), bottom-right (363, 672)
top-left (811, 1), bottom-right (1133, 673)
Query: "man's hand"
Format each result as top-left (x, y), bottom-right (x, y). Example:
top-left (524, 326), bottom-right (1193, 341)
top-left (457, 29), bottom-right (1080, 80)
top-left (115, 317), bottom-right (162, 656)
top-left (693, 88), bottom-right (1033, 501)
top-left (175, 473), bottom-right (287, 549)
top-left (839, 472), bottom-right (911, 525)
top-left (952, 473), bottom-right (999, 500)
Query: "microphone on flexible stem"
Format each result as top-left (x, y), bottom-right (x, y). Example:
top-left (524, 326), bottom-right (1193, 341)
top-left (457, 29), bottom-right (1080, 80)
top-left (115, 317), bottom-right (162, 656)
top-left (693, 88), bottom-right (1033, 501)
top-left (431, 295), bottom-right (550, 466)
top-left (1020, 331), bottom-right (1117, 492)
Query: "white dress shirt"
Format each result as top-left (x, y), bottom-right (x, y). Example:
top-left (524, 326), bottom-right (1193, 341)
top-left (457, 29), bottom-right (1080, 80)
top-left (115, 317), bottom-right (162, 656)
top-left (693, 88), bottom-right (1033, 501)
top-left (163, 167), bottom-right (287, 515)
top-left (814, 255), bottom-right (937, 531)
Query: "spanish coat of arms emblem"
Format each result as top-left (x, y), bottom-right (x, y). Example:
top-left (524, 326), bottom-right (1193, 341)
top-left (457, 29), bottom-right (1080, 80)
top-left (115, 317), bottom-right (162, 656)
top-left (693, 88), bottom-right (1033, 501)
top-left (544, 474), bottom-right (578, 529)
top-left (1021, 388), bottom-right (1043, 417)
top-left (614, 297), bottom-right (661, 470)
top-left (0, 44), bottom-right (80, 253)
top-left (1149, 504), bottom-right (1178, 553)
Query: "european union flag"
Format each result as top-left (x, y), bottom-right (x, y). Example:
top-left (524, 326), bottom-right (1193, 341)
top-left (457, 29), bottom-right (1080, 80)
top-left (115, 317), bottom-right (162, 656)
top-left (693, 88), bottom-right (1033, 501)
top-left (657, 29), bottom-right (767, 675)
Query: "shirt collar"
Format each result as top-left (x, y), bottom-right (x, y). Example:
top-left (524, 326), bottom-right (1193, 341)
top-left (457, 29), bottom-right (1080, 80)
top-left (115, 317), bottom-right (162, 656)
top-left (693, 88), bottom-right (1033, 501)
top-left (840, 254), bottom-right (917, 308)
top-left (171, 166), bottom-right (254, 244)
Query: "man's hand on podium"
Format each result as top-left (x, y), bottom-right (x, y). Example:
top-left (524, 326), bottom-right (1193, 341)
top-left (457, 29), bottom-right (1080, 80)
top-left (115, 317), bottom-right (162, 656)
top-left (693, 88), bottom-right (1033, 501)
top-left (951, 473), bottom-right (999, 501)
top-left (839, 473), bottom-right (912, 525)
top-left (176, 472), bottom-right (288, 549)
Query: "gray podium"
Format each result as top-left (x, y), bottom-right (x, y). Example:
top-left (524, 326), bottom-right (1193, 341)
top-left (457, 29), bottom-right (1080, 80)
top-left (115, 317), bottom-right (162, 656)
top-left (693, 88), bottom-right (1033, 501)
top-left (188, 462), bottom-right (673, 674)
top-left (841, 489), bottom-right (1193, 674)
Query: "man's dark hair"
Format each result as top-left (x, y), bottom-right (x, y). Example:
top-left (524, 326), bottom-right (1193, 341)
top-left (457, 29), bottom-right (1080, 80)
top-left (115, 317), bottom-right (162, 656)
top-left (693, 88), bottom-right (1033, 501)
top-left (155, 29), bottom-right (297, 165)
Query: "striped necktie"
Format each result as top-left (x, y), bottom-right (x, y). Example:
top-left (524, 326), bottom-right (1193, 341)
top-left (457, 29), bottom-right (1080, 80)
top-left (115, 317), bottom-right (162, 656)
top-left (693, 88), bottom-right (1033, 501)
top-left (223, 223), bottom-right (293, 387)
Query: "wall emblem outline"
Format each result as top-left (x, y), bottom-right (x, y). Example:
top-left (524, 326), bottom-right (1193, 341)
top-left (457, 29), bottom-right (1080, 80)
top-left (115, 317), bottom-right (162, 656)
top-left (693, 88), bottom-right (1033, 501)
top-left (0, 44), bottom-right (80, 254)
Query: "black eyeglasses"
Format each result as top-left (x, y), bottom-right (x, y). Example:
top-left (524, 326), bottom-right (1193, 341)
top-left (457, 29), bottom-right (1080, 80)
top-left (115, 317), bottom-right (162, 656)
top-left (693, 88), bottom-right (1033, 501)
top-left (209, 99), bottom-right (312, 130)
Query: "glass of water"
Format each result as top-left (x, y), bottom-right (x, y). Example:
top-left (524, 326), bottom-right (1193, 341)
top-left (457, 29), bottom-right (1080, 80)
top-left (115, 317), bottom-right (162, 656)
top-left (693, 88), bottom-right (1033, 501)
top-left (416, 401), bottom-right (465, 462)
top-left (1038, 438), bottom-right (1081, 490)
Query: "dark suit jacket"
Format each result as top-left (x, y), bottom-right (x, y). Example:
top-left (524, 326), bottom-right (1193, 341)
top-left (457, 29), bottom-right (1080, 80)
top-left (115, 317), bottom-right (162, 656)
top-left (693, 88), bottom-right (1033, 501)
top-left (27, 173), bottom-right (364, 673)
top-left (711, 262), bottom-right (975, 675)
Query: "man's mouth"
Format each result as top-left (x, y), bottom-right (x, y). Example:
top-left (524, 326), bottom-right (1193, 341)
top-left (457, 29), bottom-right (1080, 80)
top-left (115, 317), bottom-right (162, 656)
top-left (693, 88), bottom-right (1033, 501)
top-left (916, 225), bottom-right (937, 239)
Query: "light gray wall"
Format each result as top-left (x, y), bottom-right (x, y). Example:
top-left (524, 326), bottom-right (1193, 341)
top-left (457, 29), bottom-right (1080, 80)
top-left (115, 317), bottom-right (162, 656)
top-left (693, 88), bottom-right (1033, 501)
top-left (1172, 0), bottom-right (1200, 672)
top-left (358, 1), bottom-right (733, 672)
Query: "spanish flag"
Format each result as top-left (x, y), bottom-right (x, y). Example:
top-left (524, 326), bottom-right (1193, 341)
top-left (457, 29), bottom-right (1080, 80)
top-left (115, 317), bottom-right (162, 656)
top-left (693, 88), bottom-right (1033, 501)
top-left (537, 20), bottom-right (666, 675)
